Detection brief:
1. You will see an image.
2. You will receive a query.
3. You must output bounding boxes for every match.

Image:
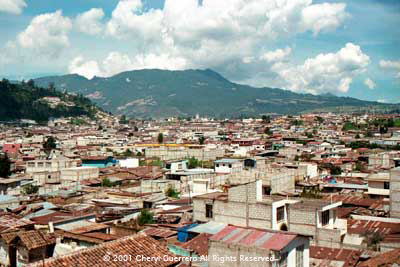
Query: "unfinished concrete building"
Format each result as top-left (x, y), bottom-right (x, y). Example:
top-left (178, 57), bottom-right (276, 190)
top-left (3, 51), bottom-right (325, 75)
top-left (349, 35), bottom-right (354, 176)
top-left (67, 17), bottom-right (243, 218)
top-left (390, 167), bottom-right (400, 218)
top-left (193, 180), bottom-right (346, 248)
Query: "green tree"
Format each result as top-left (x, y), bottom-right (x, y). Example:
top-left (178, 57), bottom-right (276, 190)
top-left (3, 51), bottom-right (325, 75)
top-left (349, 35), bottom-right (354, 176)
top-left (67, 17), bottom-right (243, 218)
top-left (102, 177), bottom-right (113, 187)
top-left (320, 163), bottom-right (342, 175)
top-left (264, 127), bottom-right (273, 135)
top-left (122, 149), bottom-right (134, 158)
top-left (199, 136), bottom-right (206, 145)
top-left (157, 133), bottom-right (164, 143)
top-left (188, 157), bottom-right (199, 168)
top-left (262, 115), bottom-right (271, 123)
top-left (355, 161), bottom-right (364, 172)
top-left (315, 116), bottom-right (324, 123)
top-left (0, 154), bottom-right (11, 178)
top-left (43, 136), bottom-right (57, 154)
top-left (137, 209), bottom-right (154, 226)
top-left (165, 186), bottom-right (180, 198)
top-left (22, 184), bottom-right (39, 195)
top-left (119, 115), bottom-right (128, 124)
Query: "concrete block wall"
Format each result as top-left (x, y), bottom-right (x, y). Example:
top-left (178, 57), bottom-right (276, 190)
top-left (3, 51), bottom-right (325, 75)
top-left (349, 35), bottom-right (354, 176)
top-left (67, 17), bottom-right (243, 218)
top-left (228, 181), bottom-right (259, 204)
top-left (316, 228), bottom-right (342, 248)
top-left (193, 199), bottom-right (208, 222)
top-left (390, 168), bottom-right (400, 218)
top-left (288, 208), bottom-right (316, 237)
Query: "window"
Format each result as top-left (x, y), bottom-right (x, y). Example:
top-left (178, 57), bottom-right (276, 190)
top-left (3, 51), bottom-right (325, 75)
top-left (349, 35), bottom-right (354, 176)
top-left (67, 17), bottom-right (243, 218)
top-left (205, 204), bottom-right (213, 218)
top-left (321, 210), bottom-right (330, 226)
top-left (263, 186), bottom-right (271, 195)
top-left (384, 182), bottom-right (390, 190)
top-left (296, 245), bottom-right (304, 267)
top-left (277, 206), bottom-right (285, 222)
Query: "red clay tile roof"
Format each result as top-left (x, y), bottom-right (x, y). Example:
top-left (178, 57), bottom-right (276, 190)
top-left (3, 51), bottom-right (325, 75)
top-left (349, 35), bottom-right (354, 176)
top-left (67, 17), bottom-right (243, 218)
top-left (27, 234), bottom-right (179, 267)
top-left (358, 248), bottom-right (400, 267)
top-left (1, 230), bottom-right (55, 250)
top-left (310, 246), bottom-right (361, 267)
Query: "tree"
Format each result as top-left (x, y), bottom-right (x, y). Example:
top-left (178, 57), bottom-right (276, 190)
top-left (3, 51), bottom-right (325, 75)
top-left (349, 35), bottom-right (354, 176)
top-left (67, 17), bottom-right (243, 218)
top-left (315, 116), bottom-right (324, 123)
top-left (0, 154), bottom-right (11, 178)
top-left (188, 157), bottom-right (199, 169)
top-left (43, 136), bottom-right (57, 154)
top-left (290, 119), bottom-right (304, 126)
top-left (22, 184), bottom-right (39, 195)
top-left (102, 177), bottom-right (113, 187)
top-left (199, 136), bottom-right (206, 145)
top-left (137, 209), bottom-right (154, 226)
top-left (27, 79), bottom-right (35, 87)
top-left (264, 127), bottom-right (272, 135)
top-left (165, 186), bottom-right (180, 198)
top-left (365, 131), bottom-right (373, 138)
top-left (355, 161), bottom-right (364, 172)
top-left (262, 115), bottom-right (271, 123)
top-left (157, 133), bottom-right (164, 143)
top-left (320, 163), bottom-right (342, 175)
top-left (119, 115), bottom-right (128, 124)
top-left (122, 149), bottom-right (134, 157)
top-left (362, 231), bottom-right (384, 251)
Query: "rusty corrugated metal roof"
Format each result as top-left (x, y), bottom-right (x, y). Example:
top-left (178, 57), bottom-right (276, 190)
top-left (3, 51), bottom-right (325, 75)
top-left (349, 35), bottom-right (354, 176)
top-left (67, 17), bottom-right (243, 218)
top-left (210, 225), bottom-right (298, 251)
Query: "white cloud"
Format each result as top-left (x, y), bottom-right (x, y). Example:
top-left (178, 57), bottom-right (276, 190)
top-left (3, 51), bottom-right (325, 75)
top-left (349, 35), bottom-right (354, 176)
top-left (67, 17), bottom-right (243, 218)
top-left (68, 56), bottom-right (101, 79)
top-left (364, 78), bottom-right (376, 89)
top-left (261, 47), bottom-right (292, 62)
top-left (0, 0), bottom-right (26, 14)
top-left (67, 0), bottom-right (350, 92)
top-left (17, 10), bottom-right (72, 58)
top-left (101, 0), bottom-right (348, 76)
top-left (106, 0), bottom-right (163, 42)
top-left (69, 52), bottom-right (188, 79)
top-left (76, 8), bottom-right (104, 35)
top-left (301, 3), bottom-right (347, 35)
top-left (380, 60), bottom-right (400, 78)
top-left (272, 43), bottom-right (370, 94)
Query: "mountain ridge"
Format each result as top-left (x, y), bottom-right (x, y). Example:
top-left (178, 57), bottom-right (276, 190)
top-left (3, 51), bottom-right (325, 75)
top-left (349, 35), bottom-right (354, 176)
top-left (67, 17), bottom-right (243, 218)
top-left (33, 69), bottom-right (395, 118)
top-left (0, 79), bottom-right (99, 122)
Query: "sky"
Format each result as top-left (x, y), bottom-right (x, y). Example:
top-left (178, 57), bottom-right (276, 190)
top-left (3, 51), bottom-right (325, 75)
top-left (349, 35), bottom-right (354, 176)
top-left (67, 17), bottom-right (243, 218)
top-left (0, 0), bottom-right (399, 102)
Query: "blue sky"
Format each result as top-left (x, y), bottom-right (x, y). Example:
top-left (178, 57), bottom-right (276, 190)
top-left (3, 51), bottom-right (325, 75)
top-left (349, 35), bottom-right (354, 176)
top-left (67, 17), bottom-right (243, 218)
top-left (0, 0), bottom-right (399, 103)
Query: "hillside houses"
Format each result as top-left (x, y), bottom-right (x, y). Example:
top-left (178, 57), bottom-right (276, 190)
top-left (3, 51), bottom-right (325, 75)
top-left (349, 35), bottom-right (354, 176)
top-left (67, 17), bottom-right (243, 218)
top-left (1, 113), bottom-right (400, 266)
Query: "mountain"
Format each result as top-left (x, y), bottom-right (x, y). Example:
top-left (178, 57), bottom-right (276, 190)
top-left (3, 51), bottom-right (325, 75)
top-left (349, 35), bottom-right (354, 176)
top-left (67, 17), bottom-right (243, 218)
top-left (0, 79), bottom-right (99, 122)
top-left (33, 69), bottom-right (394, 118)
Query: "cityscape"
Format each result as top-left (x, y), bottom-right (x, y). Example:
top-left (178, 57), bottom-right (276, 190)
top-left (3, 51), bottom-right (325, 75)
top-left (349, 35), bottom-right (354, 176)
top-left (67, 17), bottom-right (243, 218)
top-left (1, 0), bottom-right (400, 267)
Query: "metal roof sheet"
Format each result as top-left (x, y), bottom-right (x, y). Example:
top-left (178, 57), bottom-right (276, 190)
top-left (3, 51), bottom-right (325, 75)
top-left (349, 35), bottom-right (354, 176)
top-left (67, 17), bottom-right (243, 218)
top-left (210, 225), bottom-right (298, 251)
